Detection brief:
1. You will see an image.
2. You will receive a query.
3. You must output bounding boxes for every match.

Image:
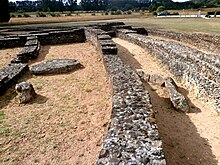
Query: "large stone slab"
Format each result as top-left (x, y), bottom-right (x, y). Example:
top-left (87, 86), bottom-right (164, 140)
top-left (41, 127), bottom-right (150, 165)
top-left (30, 59), bottom-right (82, 75)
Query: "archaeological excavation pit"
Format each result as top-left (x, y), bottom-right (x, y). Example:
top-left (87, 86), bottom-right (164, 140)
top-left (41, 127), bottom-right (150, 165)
top-left (0, 22), bottom-right (220, 165)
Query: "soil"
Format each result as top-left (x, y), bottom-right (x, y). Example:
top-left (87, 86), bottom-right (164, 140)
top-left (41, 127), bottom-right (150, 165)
top-left (0, 47), bottom-right (21, 68)
top-left (113, 38), bottom-right (220, 165)
top-left (0, 43), bottom-right (111, 165)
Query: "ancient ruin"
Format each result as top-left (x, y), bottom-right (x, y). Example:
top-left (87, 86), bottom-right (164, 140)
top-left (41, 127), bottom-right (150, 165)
top-left (0, 21), bottom-right (220, 164)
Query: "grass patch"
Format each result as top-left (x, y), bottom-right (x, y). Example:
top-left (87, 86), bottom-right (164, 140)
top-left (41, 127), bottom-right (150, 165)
top-left (124, 17), bottom-right (220, 34)
top-left (0, 111), bottom-right (6, 124)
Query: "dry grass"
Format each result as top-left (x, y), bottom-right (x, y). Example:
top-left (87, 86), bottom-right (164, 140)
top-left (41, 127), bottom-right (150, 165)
top-left (8, 13), bottom-right (143, 25)
top-left (0, 48), bottom-right (21, 68)
top-left (123, 17), bottom-right (220, 34)
top-left (0, 43), bottom-right (111, 164)
top-left (168, 8), bottom-right (220, 15)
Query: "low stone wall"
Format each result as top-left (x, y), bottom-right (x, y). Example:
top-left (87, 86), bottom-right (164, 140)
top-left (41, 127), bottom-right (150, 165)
top-left (0, 28), bottom-right (86, 49)
top-left (117, 31), bottom-right (220, 112)
top-left (85, 28), bottom-right (166, 164)
top-left (0, 63), bottom-right (28, 95)
top-left (11, 36), bottom-right (40, 63)
top-left (37, 28), bottom-right (86, 45)
top-left (0, 37), bottom-right (26, 49)
top-left (146, 28), bottom-right (220, 54)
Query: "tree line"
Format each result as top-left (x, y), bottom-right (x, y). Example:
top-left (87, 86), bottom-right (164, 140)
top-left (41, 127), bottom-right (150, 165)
top-left (1, 0), bottom-right (220, 22)
top-left (8, 0), bottom-right (214, 13)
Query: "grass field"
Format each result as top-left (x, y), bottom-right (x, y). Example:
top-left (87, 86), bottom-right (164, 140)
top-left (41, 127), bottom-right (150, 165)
top-left (6, 12), bottom-right (148, 25)
top-left (3, 15), bottom-right (220, 35)
top-left (123, 17), bottom-right (220, 34)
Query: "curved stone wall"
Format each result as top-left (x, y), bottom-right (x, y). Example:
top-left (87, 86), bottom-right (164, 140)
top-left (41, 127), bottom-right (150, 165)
top-left (85, 27), bottom-right (166, 164)
top-left (116, 30), bottom-right (220, 112)
top-left (146, 28), bottom-right (220, 54)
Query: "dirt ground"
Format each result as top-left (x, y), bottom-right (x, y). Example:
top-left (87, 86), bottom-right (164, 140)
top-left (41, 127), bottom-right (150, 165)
top-left (113, 38), bottom-right (220, 165)
top-left (0, 43), bottom-right (111, 164)
top-left (0, 47), bottom-right (21, 68)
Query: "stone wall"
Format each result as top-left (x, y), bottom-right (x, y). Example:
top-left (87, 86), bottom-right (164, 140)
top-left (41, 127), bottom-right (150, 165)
top-left (11, 36), bottom-right (40, 63)
top-left (0, 63), bottom-right (28, 95)
top-left (37, 28), bottom-right (86, 45)
top-left (0, 27), bottom-right (87, 96)
top-left (0, 36), bottom-right (26, 49)
top-left (146, 28), bottom-right (220, 54)
top-left (85, 28), bottom-right (166, 164)
top-left (0, 28), bottom-right (86, 49)
top-left (116, 30), bottom-right (220, 112)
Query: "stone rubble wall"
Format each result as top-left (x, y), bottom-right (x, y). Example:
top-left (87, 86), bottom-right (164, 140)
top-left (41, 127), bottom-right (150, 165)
top-left (11, 36), bottom-right (40, 63)
top-left (37, 28), bottom-right (86, 45)
top-left (0, 28), bottom-right (86, 49)
top-left (85, 28), bottom-right (166, 165)
top-left (0, 28), bottom-right (86, 95)
top-left (116, 30), bottom-right (220, 112)
top-left (0, 63), bottom-right (28, 95)
top-left (146, 28), bottom-right (220, 54)
top-left (0, 36), bottom-right (26, 49)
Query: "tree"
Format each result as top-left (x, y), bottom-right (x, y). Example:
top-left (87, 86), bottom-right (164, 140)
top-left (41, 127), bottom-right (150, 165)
top-left (148, 4), bottom-right (157, 12)
top-left (156, 6), bottom-right (165, 13)
top-left (0, 0), bottom-right (10, 23)
top-left (68, 0), bottom-right (77, 11)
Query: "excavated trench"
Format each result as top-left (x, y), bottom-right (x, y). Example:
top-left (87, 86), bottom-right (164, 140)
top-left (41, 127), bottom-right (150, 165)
top-left (113, 38), bottom-right (220, 165)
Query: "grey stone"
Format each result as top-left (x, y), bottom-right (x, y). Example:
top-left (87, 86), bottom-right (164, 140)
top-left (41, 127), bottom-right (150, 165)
top-left (15, 82), bottom-right (37, 104)
top-left (132, 27), bottom-right (148, 35)
top-left (118, 31), bottom-right (220, 112)
top-left (101, 46), bottom-right (118, 55)
top-left (149, 74), bottom-right (165, 86)
top-left (165, 77), bottom-right (189, 112)
top-left (136, 69), bottom-right (150, 82)
top-left (0, 63), bottom-right (29, 95)
top-left (25, 39), bottom-right (38, 46)
top-left (86, 27), bottom-right (166, 164)
top-left (30, 59), bottom-right (82, 75)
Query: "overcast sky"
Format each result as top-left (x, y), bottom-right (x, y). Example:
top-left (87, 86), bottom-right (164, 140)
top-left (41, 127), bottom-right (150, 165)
top-left (9, 0), bottom-right (190, 2)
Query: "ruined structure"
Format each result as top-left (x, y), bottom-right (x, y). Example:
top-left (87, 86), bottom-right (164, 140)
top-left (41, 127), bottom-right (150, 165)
top-left (0, 21), bottom-right (220, 164)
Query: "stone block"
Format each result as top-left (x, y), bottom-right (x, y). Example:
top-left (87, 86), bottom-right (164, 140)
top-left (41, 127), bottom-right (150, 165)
top-left (30, 59), bottom-right (82, 75)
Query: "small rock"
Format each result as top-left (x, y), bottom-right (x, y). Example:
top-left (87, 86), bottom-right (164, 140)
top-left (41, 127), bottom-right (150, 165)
top-left (149, 74), bottom-right (165, 86)
top-left (15, 82), bottom-right (37, 104)
top-left (165, 77), bottom-right (189, 112)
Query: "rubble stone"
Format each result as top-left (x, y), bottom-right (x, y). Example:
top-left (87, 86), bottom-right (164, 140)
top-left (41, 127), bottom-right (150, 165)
top-left (165, 77), bottom-right (189, 112)
top-left (15, 82), bottom-right (37, 104)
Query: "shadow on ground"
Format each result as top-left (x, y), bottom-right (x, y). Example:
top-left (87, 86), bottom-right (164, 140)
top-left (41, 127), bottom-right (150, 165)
top-left (29, 45), bottom-right (51, 65)
top-left (116, 42), bottom-right (218, 165)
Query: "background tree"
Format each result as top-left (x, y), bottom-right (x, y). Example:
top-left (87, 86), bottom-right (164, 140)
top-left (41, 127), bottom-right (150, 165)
top-left (68, 0), bottom-right (77, 11)
top-left (0, 0), bottom-right (10, 23)
top-left (156, 6), bottom-right (165, 13)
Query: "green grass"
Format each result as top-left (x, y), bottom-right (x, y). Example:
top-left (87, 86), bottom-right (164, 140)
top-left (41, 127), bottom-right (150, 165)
top-left (124, 17), bottom-right (220, 34)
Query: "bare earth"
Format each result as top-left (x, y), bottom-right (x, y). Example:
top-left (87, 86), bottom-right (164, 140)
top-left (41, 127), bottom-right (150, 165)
top-left (0, 43), bottom-right (111, 164)
top-left (113, 38), bottom-right (220, 165)
top-left (0, 47), bottom-right (21, 68)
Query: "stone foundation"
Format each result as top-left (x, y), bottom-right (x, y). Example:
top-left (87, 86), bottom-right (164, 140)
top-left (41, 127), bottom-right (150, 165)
top-left (146, 28), bottom-right (220, 54)
top-left (115, 29), bottom-right (220, 112)
top-left (85, 27), bottom-right (166, 164)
